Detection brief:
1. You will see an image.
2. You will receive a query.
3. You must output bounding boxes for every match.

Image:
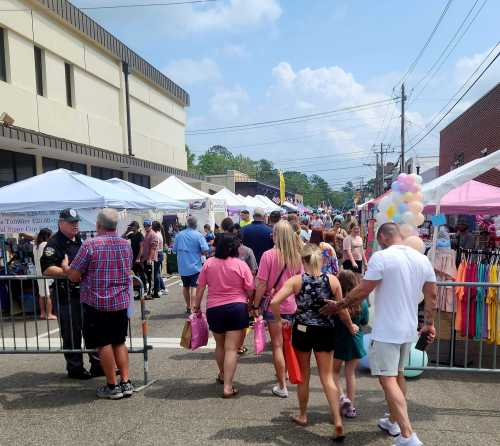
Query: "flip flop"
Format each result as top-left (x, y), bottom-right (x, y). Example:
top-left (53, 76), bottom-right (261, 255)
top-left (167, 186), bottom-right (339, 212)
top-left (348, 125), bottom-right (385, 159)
top-left (291, 416), bottom-right (308, 427)
top-left (237, 346), bottom-right (248, 355)
top-left (333, 426), bottom-right (346, 443)
top-left (222, 387), bottom-right (239, 399)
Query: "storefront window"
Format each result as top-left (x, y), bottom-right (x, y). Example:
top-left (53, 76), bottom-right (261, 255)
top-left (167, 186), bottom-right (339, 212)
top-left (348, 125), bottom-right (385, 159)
top-left (128, 172), bottom-right (150, 188)
top-left (91, 166), bottom-right (123, 180)
top-left (43, 157), bottom-right (86, 174)
top-left (0, 149), bottom-right (36, 187)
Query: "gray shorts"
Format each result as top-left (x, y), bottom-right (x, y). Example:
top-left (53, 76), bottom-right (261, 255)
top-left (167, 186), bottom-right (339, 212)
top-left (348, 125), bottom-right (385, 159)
top-left (368, 340), bottom-right (412, 377)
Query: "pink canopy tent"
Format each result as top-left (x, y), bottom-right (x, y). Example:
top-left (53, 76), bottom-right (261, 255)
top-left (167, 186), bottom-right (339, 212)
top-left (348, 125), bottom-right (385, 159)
top-left (424, 180), bottom-right (500, 215)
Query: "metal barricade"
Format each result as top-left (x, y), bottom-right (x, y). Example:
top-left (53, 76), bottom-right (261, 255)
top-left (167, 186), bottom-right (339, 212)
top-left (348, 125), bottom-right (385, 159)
top-left (0, 274), bottom-right (155, 391)
top-left (406, 281), bottom-right (500, 373)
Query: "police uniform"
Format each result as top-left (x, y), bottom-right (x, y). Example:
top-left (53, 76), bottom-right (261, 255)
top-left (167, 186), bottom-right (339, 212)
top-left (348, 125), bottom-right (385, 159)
top-left (40, 209), bottom-right (101, 377)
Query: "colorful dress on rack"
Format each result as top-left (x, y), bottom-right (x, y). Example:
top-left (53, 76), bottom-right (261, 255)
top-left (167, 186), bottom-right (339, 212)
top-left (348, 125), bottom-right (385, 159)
top-left (455, 260), bottom-right (466, 331)
top-left (487, 264), bottom-right (498, 344)
top-left (428, 248), bottom-right (457, 312)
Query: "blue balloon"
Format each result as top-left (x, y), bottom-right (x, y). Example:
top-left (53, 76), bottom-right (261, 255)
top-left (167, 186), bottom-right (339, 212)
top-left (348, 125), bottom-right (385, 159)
top-left (393, 214), bottom-right (402, 224)
top-left (399, 203), bottom-right (408, 213)
top-left (392, 181), bottom-right (400, 192)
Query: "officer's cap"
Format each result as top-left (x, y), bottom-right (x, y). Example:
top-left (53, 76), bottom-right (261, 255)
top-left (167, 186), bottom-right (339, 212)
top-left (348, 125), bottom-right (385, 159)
top-left (59, 208), bottom-right (81, 223)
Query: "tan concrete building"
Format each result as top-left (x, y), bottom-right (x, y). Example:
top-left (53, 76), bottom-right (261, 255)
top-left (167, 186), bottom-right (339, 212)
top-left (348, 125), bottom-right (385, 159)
top-left (0, 0), bottom-right (200, 188)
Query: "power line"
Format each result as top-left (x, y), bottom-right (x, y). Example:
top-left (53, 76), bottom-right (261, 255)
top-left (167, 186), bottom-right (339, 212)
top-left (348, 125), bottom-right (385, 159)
top-left (407, 44), bottom-right (500, 153)
top-left (78, 0), bottom-right (217, 10)
top-left (409, 0), bottom-right (488, 104)
top-left (186, 98), bottom-right (399, 135)
top-left (398, 0), bottom-right (454, 86)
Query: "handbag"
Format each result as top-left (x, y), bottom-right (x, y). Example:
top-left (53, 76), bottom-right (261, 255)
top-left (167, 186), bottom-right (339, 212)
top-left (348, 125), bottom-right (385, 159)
top-left (253, 316), bottom-right (267, 354)
top-left (282, 323), bottom-right (303, 384)
top-left (180, 318), bottom-right (192, 349)
top-left (190, 312), bottom-right (209, 350)
top-left (260, 266), bottom-right (287, 313)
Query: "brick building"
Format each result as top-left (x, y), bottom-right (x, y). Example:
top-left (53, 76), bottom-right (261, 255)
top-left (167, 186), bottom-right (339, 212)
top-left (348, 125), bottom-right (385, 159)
top-left (439, 83), bottom-right (500, 186)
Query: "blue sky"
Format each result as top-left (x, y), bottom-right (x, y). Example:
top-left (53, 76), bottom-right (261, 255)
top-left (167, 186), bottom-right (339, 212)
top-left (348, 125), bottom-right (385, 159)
top-left (74, 0), bottom-right (500, 189)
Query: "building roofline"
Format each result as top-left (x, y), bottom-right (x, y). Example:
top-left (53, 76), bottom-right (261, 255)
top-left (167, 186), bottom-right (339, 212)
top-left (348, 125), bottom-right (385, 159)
top-left (440, 82), bottom-right (500, 134)
top-left (0, 124), bottom-right (203, 180)
top-left (34, 0), bottom-right (189, 107)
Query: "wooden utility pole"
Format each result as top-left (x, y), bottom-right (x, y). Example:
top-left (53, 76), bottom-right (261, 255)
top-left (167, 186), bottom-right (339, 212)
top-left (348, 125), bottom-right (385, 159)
top-left (400, 82), bottom-right (407, 173)
top-left (373, 143), bottom-right (396, 194)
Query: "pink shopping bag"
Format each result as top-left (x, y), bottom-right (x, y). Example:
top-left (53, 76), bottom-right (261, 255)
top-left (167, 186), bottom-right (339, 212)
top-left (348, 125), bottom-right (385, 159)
top-left (189, 312), bottom-right (209, 350)
top-left (253, 316), bottom-right (267, 355)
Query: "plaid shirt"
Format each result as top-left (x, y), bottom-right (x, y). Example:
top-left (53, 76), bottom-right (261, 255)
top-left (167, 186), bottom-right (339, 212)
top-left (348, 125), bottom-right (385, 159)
top-left (71, 233), bottom-right (133, 311)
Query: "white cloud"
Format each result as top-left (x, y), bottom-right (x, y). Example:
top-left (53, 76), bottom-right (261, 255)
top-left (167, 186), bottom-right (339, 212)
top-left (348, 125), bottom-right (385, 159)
top-left (210, 85), bottom-right (249, 120)
top-left (163, 58), bottom-right (221, 86)
top-left (186, 0), bottom-right (282, 32)
top-left (217, 43), bottom-right (249, 58)
top-left (73, 0), bottom-right (281, 36)
top-left (455, 46), bottom-right (500, 96)
top-left (272, 62), bottom-right (296, 87)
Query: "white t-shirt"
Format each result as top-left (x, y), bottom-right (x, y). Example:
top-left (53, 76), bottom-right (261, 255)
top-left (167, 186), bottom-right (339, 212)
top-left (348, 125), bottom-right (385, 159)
top-left (364, 244), bottom-right (436, 344)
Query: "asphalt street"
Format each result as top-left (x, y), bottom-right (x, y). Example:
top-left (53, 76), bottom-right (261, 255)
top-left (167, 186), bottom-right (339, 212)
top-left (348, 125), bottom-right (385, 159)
top-left (0, 275), bottom-right (499, 446)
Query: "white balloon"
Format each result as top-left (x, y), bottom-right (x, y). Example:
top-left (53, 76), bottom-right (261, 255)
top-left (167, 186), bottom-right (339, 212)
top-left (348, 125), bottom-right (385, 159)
top-left (400, 223), bottom-right (415, 238)
top-left (378, 196), bottom-right (392, 212)
top-left (402, 211), bottom-right (417, 225)
top-left (415, 213), bottom-right (425, 226)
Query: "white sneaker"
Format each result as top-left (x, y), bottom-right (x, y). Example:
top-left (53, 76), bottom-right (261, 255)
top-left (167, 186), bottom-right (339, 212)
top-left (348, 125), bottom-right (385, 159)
top-left (378, 417), bottom-right (401, 437)
top-left (272, 384), bottom-right (288, 398)
top-left (393, 433), bottom-right (423, 446)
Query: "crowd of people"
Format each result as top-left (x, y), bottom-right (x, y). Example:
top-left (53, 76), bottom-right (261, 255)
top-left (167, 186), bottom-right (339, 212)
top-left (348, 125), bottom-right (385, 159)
top-left (29, 204), bottom-right (437, 445)
top-left (185, 208), bottom-right (437, 446)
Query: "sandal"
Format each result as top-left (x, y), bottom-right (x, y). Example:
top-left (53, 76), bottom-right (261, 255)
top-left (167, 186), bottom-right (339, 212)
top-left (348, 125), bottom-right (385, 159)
top-left (333, 426), bottom-right (346, 443)
top-left (344, 407), bottom-right (357, 419)
top-left (237, 346), bottom-right (248, 355)
top-left (291, 415), bottom-right (308, 427)
top-left (222, 387), bottom-right (239, 399)
top-left (216, 374), bottom-right (224, 385)
top-left (340, 396), bottom-right (352, 416)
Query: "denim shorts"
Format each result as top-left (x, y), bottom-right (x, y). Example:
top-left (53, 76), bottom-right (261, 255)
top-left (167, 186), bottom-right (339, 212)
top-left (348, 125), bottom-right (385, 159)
top-left (263, 311), bottom-right (295, 323)
top-left (206, 302), bottom-right (249, 334)
top-left (181, 273), bottom-right (199, 288)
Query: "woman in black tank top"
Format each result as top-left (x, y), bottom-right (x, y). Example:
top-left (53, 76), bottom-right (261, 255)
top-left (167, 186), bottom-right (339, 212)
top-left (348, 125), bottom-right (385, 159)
top-left (270, 244), bottom-right (358, 442)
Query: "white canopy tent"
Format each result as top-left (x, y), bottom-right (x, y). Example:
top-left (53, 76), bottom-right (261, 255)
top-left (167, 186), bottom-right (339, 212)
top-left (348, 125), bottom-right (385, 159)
top-left (245, 195), bottom-right (265, 210)
top-left (255, 195), bottom-right (282, 213)
top-left (152, 175), bottom-right (211, 201)
top-left (213, 188), bottom-right (248, 209)
top-left (282, 201), bottom-right (299, 212)
top-left (422, 150), bottom-right (500, 204)
top-left (106, 178), bottom-right (186, 211)
top-left (0, 169), bottom-right (154, 212)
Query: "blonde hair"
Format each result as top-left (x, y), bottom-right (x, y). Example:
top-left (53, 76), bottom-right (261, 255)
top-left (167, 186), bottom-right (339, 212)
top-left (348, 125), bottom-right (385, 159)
top-left (273, 220), bottom-right (302, 270)
top-left (301, 243), bottom-right (322, 276)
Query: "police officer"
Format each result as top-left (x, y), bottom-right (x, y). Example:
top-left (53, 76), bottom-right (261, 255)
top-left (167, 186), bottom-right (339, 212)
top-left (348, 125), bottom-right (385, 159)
top-left (41, 209), bottom-right (102, 379)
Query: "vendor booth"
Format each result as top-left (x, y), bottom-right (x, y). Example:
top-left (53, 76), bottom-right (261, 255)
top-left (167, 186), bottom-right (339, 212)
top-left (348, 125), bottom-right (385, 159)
top-left (152, 176), bottom-right (226, 229)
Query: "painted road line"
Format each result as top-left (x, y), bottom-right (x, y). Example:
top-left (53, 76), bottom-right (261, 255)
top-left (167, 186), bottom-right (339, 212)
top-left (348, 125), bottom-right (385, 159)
top-left (38, 328), bottom-right (60, 338)
top-left (0, 337), bottom-right (216, 350)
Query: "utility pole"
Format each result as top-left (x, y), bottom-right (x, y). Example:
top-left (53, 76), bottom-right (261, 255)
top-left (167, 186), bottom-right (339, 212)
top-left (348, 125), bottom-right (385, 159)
top-left (400, 82), bottom-right (407, 173)
top-left (373, 143), bottom-right (396, 194)
top-left (375, 152), bottom-right (380, 196)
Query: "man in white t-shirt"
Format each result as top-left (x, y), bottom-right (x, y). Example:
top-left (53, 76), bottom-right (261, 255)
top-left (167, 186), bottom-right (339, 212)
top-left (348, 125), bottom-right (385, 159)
top-left (321, 222), bottom-right (437, 446)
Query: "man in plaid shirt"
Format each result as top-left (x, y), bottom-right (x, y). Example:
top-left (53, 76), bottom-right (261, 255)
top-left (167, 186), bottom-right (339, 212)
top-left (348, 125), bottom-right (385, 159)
top-left (64, 208), bottom-right (134, 400)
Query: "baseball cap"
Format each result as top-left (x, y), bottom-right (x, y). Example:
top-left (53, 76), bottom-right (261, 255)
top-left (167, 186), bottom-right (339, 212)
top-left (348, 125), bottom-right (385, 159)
top-left (143, 219), bottom-right (152, 226)
top-left (59, 208), bottom-right (80, 223)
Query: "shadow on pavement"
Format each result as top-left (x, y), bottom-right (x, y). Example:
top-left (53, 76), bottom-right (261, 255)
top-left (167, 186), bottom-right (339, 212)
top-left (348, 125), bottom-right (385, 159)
top-left (0, 372), bottom-right (95, 410)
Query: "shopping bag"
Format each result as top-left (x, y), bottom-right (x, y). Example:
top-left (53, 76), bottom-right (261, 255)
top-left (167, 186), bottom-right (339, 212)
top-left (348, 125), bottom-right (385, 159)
top-left (282, 323), bottom-right (303, 384)
top-left (180, 319), bottom-right (192, 349)
top-left (190, 312), bottom-right (209, 350)
top-left (253, 316), bottom-right (267, 355)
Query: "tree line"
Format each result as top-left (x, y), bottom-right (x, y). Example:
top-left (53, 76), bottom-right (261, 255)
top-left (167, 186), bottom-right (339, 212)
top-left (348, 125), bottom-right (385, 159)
top-left (186, 145), bottom-right (375, 208)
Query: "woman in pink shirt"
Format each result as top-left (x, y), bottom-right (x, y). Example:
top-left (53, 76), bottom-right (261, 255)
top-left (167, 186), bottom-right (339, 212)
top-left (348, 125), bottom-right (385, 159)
top-left (252, 221), bottom-right (303, 398)
top-left (192, 233), bottom-right (255, 398)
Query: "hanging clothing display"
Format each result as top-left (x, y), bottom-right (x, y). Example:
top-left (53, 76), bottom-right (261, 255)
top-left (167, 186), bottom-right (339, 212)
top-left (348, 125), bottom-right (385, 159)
top-left (428, 247), bottom-right (457, 312)
top-left (454, 250), bottom-right (500, 344)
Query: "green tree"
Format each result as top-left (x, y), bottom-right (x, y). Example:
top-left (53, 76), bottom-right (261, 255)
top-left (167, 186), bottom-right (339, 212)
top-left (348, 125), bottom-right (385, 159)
top-left (185, 145), bottom-right (197, 172)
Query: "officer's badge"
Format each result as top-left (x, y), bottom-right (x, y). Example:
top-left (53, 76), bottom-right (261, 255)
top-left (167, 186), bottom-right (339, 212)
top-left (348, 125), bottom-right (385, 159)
top-left (44, 247), bottom-right (56, 257)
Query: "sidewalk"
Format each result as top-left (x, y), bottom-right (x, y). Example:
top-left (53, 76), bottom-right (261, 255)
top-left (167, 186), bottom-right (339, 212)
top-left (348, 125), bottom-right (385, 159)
top-left (0, 280), bottom-right (499, 445)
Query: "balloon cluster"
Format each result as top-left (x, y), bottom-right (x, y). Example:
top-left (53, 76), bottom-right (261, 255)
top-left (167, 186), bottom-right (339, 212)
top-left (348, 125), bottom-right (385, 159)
top-left (376, 173), bottom-right (426, 252)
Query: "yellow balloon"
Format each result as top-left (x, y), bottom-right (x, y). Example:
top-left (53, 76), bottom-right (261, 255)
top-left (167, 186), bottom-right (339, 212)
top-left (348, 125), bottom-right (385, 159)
top-left (415, 213), bottom-right (425, 226)
top-left (412, 192), bottom-right (423, 202)
top-left (387, 205), bottom-right (395, 218)
top-left (404, 235), bottom-right (425, 253)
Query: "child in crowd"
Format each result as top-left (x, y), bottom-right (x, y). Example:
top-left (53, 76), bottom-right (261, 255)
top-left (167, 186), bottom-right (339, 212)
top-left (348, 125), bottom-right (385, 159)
top-left (333, 270), bottom-right (369, 418)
